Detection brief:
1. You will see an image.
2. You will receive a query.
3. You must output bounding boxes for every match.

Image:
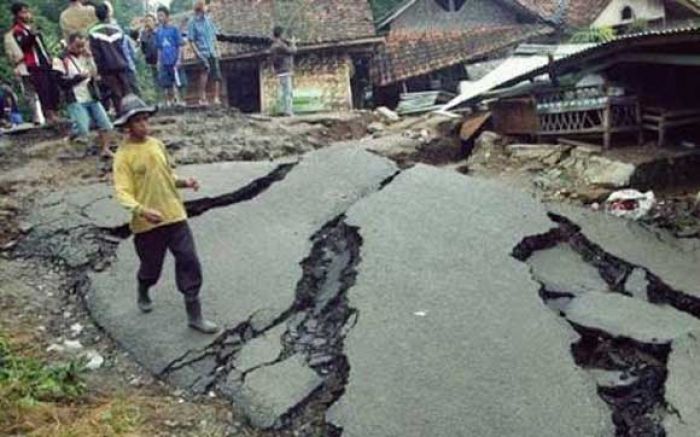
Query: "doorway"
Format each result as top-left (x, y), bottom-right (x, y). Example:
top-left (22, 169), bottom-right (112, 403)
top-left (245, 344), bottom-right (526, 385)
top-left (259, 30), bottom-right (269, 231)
top-left (226, 60), bottom-right (261, 113)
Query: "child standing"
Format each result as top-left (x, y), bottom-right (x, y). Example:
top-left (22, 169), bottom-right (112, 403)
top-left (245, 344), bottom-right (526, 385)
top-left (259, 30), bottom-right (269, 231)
top-left (155, 6), bottom-right (184, 107)
top-left (112, 94), bottom-right (218, 334)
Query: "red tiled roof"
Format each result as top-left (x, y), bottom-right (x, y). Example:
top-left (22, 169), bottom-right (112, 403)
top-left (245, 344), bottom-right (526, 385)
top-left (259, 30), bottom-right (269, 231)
top-left (208, 0), bottom-right (376, 58)
top-left (513, 0), bottom-right (613, 28)
top-left (373, 25), bottom-right (552, 86)
top-left (510, 0), bottom-right (559, 18)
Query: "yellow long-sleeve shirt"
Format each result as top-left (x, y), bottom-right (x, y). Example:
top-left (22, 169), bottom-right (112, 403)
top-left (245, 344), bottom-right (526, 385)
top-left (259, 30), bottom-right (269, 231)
top-left (113, 136), bottom-right (187, 234)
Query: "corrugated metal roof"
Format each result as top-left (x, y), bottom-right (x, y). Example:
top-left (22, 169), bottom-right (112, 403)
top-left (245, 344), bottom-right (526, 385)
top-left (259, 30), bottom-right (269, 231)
top-left (440, 43), bottom-right (593, 111)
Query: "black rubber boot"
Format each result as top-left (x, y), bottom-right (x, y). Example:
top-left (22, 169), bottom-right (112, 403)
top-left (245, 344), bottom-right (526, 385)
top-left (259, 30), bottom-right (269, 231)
top-left (137, 283), bottom-right (153, 313)
top-left (185, 298), bottom-right (219, 334)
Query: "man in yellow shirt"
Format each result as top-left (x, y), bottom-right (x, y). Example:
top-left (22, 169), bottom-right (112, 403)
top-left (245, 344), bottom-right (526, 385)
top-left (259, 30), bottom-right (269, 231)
top-left (112, 94), bottom-right (218, 334)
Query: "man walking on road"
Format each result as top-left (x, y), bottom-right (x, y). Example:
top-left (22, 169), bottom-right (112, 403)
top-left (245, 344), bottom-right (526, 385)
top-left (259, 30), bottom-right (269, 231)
top-left (187, 0), bottom-right (222, 106)
top-left (89, 4), bottom-right (131, 114)
top-left (112, 94), bottom-right (219, 334)
top-left (270, 26), bottom-right (297, 116)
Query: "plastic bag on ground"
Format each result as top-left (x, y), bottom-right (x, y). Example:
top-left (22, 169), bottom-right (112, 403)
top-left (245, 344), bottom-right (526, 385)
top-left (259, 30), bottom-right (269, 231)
top-left (604, 189), bottom-right (655, 220)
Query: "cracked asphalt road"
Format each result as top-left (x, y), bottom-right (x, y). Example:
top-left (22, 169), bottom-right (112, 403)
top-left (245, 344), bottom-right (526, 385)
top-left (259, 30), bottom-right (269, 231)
top-left (23, 145), bottom-right (700, 436)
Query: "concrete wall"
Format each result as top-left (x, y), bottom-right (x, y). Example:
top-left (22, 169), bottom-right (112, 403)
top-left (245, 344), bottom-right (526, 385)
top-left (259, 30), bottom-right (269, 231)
top-left (391, 0), bottom-right (519, 32)
top-left (592, 0), bottom-right (666, 27)
top-left (260, 53), bottom-right (353, 114)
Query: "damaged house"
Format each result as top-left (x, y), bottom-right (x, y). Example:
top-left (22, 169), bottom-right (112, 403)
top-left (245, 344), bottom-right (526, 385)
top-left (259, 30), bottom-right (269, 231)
top-left (185, 0), bottom-right (382, 113)
top-left (371, 0), bottom-right (700, 111)
top-left (371, 0), bottom-right (556, 108)
top-left (453, 25), bottom-right (700, 151)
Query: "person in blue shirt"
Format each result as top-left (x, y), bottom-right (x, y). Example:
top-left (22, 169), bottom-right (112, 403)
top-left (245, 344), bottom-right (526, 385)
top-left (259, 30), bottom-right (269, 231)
top-left (155, 6), bottom-right (183, 107)
top-left (187, 0), bottom-right (221, 106)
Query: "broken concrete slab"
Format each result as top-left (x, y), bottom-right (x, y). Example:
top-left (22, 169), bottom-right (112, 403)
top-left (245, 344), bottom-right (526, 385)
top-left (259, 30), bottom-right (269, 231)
top-left (233, 355), bottom-right (323, 429)
top-left (664, 332), bottom-right (700, 437)
top-left (625, 268), bottom-right (649, 301)
top-left (550, 205), bottom-right (700, 299)
top-left (88, 146), bottom-right (397, 376)
top-left (331, 165), bottom-right (612, 437)
top-left (176, 161), bottom-right (283, 202)
top-left (527, 244), bottom-right (608, 296)
top-left (234, 324), bottom-right (286, 373)
top-left (563, 292), bottom-right (700, 344)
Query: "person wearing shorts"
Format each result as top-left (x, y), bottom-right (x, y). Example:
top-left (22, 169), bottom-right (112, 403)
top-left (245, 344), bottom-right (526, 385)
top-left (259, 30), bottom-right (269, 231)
top-left (156, 6), bottom-right (183, 107)
top-left (187, 0), bottom-right (221, 106)
top-left (60, 32), bottom-right (113, 158)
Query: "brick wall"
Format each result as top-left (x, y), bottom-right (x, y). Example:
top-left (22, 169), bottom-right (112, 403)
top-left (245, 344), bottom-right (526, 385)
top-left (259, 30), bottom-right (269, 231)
top-left (260, 53), bottom-right (353, 114)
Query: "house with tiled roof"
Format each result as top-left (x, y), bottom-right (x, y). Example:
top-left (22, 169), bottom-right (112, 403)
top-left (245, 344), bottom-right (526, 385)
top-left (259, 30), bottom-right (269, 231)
top-left (372, 0), bottom-right (699, 107)
top-left (189, 0), bottom-right (382, 113)
top-left (372, 0), bottom-right (554, 103)
top-left (513, 0), bottom-right (700, 28)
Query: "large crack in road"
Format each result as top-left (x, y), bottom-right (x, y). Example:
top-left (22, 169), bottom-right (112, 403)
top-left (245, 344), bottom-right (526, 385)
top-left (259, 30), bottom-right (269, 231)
top-left (161, 214), bottom-right (364, 433)
top-left (513, 212), bottom-right (700, 437)
top-left (13, 149), bottom-right (700, 436)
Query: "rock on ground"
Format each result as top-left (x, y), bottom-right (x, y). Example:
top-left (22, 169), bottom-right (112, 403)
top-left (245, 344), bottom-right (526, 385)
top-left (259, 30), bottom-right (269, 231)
top-left (330, 165), bottom-right (612, 437)
top-left (88, 146), bottom-right (397, 375)
top-left (563, 292), bottom-right (700, 344)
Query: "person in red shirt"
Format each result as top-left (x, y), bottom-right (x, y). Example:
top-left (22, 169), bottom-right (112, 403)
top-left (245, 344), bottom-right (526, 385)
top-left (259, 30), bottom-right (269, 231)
top-left (10, 2), bottom-right (60, 124)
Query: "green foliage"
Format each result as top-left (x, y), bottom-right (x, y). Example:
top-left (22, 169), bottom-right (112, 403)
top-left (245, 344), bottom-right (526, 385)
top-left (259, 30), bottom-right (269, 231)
top-left (169, 0), bottom-right (193, 15)
top-left (0, 335), bottom-right (87, 406)
top-left (569, 26), bottom-right (616, 44)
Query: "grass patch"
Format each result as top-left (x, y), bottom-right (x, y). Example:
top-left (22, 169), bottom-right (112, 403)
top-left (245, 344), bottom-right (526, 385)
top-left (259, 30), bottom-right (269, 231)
top-left (0, 334), bottom-right (87, 406)
top-left (0, 333), bottom-right (155, 436)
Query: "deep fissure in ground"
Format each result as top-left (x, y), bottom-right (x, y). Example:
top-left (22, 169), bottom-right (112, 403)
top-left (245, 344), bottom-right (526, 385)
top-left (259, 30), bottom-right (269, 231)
top-left (511, 213), bottom-right (700, 437)
top-left (160, 215), bottom-right (363, 435)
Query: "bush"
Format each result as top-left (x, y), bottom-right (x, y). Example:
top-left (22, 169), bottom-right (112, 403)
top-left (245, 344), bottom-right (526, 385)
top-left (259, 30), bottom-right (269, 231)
top-left (0, 335), bottom-right (87, 407)
top-left (569, 26), bottom-right (616, 44)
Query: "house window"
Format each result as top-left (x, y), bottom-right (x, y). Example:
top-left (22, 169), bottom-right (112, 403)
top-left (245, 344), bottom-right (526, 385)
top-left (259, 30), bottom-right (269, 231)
top-left (621, 6), bottom-right (635, 21)
top-left (435, 0), bottom-right (467, 12)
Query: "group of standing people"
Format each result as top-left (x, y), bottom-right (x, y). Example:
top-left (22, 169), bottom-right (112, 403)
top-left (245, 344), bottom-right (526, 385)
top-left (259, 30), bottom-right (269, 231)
top-left (139, 2), bottom-right (222, 108)
top-left (2, 0), bottom-right (225, 156)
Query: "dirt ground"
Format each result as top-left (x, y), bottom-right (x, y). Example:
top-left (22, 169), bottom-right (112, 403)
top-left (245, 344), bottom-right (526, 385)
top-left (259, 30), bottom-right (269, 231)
top-left (0, 109), bottom-right (374, 436)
